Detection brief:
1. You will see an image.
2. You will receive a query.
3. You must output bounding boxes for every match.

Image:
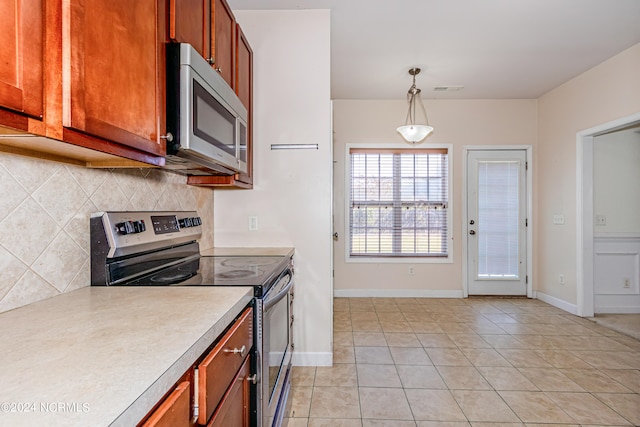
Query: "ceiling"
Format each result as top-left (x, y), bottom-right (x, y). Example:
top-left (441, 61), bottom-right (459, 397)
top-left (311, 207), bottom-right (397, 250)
top-left (226, 0), bottom-right (640, 100)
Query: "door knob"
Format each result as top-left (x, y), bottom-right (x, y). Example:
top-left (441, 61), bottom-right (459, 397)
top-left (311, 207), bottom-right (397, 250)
top-left (469, 230), bottom-right (476, 235)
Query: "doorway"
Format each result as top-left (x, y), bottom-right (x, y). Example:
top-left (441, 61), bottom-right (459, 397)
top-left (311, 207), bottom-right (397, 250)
top-left (577, 112), bottom-right (640, 316)
top-left (464, 148), bottom-right (532, 296)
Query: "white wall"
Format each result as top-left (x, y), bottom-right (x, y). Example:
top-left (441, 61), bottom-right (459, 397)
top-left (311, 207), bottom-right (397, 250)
top-left (213, 10), bottom-right (333, 366)
top-left (593, 128), bottom-right (640, 234)
top-left (537, 42), bottom-right (640, 310)
top-left (333, 99), bottom-right (538, 295)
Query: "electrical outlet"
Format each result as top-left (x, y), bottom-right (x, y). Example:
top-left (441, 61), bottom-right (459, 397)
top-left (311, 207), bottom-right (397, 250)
top-left (248, 216), bottom-right (258, 231)
top-left (559, 274), bottom-right (565, 285)
top-left (595, 214), bottom-right (607, 226)
top-left (553, 214), bottom-right (565, 225)
top-left (408, 266), bottom-right (415, 276)
top-left (624, 278), bottom-right (631, 289)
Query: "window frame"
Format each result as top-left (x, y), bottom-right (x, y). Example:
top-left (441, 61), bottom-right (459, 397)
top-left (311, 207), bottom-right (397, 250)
top-left (344, 143), bottom-right (454, 264)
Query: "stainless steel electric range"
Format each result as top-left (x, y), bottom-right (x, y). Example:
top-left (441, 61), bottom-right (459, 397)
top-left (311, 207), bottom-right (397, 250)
top-left (90, 211), bottom-right (294, 427)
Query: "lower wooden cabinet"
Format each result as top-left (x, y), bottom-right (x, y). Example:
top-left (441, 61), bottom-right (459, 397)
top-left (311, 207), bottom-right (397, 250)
top-left (137, 306), bottom-right (254, 427)
top-left (198, 307), bottom-right (253, 424)
top-left (141, 381), bottom-right (191, 427)
top-left (207, 356), bottom-right (251, 427)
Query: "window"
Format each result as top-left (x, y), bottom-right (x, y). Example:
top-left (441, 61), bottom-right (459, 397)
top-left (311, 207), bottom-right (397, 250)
top-left (348, 147), bottom-right (450, 258)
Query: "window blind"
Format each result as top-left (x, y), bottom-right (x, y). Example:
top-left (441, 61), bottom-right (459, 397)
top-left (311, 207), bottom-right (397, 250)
top-left (477, 160), bottom-right (520, 278)
top-left (349, 148), bottom-right (449, 257)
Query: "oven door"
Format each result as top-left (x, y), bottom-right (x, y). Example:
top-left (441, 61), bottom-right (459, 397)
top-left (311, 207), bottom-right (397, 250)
top-left (262, 269), bottom-right (293, 427)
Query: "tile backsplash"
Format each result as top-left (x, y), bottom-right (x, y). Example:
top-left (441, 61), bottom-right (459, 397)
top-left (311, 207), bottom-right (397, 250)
top-left (0, 152), bottom-right (214, 314)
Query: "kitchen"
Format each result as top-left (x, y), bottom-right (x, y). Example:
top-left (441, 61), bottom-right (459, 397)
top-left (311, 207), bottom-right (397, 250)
top-left (0, 0), bottom-right (639, 426)
top-left (0, 1), bottom-right (331, 425)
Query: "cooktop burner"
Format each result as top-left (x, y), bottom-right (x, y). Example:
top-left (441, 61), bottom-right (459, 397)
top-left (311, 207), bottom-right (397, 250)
top-left (149, 271), bottom-right (197, 284)
top-left (215, 269), bottom-right (263, 280)
top-left (221, 257), bottom-right (284, 268)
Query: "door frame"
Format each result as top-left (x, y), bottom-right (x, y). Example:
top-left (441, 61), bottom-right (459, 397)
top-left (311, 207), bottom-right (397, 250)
top-left (462, 146), bottom-right (533, 298)
top-left (576, 111), bottom-right (640, 317)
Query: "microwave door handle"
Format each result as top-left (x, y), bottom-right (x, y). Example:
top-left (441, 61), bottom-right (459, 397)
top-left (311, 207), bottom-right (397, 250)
top-left (263, 277), bottom-right (294, 311)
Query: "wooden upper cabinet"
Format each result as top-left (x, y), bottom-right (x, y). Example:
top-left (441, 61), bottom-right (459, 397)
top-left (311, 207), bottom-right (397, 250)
top-left (234, 24), bottom-right (253, 185)
top-left (168, 0), bottom-right (209, 58)
top-left (211, 0), bottom-right (236, 87)
top-left (0, 0), bottom-right (43, 119)
top-left (235, 25), bottom-right (252, 111)
top-left (62, 0), bottom-right (165, 157)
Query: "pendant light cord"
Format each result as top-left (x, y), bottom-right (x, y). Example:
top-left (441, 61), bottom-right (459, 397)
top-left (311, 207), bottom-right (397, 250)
top-left (404, 72), bottom-right (429, 127)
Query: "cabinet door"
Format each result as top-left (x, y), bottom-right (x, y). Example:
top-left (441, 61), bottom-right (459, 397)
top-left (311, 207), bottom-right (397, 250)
top-left (141, 381), bottom-right (191, 427)
top-left (207, 357), bottom-right (251, 427)
top-left (235, 25), bottom-right (252, 111)
top-left (211, 0), bottom-right (235, 87)
top-left (234, 24), bottom-right (253, 185)
top-left (0, 0), bottom-right (43, 118)
top-left (168, 0), bottom-right (209, 58)
top-left (63, 0), bottom-right (164, 156)
top-left (198, 307), bottom-right (253, 424)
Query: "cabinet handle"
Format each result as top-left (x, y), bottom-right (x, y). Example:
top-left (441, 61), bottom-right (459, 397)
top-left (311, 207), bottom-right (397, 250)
top-left (160, 132), bottom-right (174, 143)
top-left (246, 374), bottom-right (258, 384)
top-left (207, 57), bottom-right (215, 65)
top-left (223, 345), bottom-right (246, 357)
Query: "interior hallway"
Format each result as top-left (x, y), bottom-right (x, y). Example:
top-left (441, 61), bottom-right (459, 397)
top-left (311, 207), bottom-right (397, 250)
top-left (286, 297), bottom-right (640, 426)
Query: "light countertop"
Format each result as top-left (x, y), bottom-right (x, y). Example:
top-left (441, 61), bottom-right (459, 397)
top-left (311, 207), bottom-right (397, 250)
top-left (0, 286), bottom-right (253, 426)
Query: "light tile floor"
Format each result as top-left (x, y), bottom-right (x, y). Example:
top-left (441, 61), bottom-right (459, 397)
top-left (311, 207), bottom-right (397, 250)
top-left (285, 297), bottom-right (640, 426)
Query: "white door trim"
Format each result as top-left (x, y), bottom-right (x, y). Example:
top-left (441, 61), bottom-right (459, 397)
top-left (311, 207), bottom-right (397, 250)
top-left (462, 145), bottom-right (533, 298)
top-left (576, 111), bottom-right (640, 317)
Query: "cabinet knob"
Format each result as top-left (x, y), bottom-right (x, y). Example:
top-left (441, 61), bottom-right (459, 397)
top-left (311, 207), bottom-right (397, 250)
top-left (223, 345), bottom-right (247, 357)
top-left (215, 67), bottom-right (222, 73)
top-left (160, 132), bottom-right (174, 143)
top-left (207, 57), bottom-right (215, 65)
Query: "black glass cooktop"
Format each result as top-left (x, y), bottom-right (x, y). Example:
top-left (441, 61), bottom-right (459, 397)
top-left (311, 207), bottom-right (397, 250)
top-left (124, 256), bottom-right (290, 296)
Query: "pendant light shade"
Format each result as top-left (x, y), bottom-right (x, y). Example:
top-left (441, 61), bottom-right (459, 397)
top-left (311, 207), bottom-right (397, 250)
top-left (397, 68), bottom-right (433, 144)
top-left (396, 124), bottom-right (434, 143)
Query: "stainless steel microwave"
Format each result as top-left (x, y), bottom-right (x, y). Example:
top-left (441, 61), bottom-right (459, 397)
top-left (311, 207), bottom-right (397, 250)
top-left (165, 43), bottom-right (248, 176)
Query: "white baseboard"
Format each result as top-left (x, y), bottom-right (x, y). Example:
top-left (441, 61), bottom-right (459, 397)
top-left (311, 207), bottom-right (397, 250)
top-left (594, 306), bottom-right (640, 314)
top-left (334, 289), bottom-right (464, 298)
top-left (292, 352), bottom-right (332, 366)
top-left (535, 291), bottom-right (578, 315)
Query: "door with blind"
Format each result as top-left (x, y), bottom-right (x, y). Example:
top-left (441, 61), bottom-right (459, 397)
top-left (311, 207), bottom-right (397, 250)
top-left (467, 150), bottom-right (527, 295)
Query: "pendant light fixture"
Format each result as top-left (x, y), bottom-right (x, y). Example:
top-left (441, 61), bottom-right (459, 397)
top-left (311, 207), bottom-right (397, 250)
top-left (397, 68), bottom-right (433, 143)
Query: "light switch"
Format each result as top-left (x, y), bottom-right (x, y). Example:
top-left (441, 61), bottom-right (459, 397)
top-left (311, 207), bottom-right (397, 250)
top-left (553, 214), bottom-right (565, 225)
top-left (248, 216), bottom-right (258, 231)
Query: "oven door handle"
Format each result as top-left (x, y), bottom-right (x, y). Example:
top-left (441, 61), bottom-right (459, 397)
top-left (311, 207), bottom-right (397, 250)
top-left (263, 275), bottom-right (294, 311)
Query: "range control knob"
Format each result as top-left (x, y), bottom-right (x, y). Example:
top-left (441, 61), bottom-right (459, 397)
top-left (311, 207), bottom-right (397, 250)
top-left (178, 217), bottom-right (202, 228)
top-left (115, 220), bottom-right (145, 235)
